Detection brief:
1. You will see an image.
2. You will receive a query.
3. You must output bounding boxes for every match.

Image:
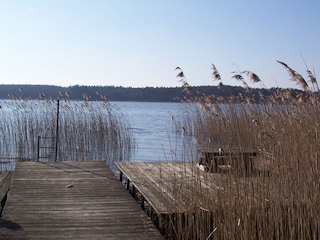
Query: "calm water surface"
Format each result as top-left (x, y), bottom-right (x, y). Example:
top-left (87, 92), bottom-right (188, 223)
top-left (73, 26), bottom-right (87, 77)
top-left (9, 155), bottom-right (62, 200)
top-left (0, 101), bottom-right (196, 170)
top-left (113, 101), bottom-right (195, 162)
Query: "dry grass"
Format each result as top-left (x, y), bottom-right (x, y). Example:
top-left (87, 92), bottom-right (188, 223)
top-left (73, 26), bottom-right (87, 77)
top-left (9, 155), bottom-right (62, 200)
top-left (165, 62), bottom-right (320, 239)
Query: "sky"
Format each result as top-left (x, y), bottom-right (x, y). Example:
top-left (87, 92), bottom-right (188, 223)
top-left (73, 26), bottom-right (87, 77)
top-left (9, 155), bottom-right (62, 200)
top-left (0, 1), bottom-right (319, 89)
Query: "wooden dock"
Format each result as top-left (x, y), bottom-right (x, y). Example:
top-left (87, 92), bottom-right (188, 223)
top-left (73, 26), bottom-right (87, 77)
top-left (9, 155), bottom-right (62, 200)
top-left (116, 162), bottom-right (275, 238)
top-left (115, 161), bottom-right (318, 240)
top-left (0, 161), bottom-right (163, 239)
top-left (115, 161), bottom-right (269, 214)
top-left (116, 162), bottom-right (214, 213)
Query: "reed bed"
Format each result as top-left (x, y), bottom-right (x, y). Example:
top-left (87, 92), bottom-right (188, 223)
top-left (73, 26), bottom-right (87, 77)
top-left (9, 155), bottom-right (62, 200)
top-left (163, 63), bottom-right (320, 239)
top-left (0, 99), bottom-right (133, 168)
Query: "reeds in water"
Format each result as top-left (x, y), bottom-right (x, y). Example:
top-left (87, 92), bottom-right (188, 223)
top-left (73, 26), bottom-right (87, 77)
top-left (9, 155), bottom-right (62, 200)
top-left (165, 62), bottom-right (320, 239)
top-left (0, 99), bottom-right (133, 168)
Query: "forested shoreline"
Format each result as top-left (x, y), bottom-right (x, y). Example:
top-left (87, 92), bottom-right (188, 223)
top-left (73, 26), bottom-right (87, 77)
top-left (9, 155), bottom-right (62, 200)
top-left (0, 84), bottom-right (303, 103)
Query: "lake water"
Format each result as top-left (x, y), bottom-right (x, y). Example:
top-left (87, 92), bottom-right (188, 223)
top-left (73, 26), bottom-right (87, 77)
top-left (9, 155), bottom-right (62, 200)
top-left (113, 101), bottom-right (196, 162)
top-left (0, 100), bottom-right (196, 170)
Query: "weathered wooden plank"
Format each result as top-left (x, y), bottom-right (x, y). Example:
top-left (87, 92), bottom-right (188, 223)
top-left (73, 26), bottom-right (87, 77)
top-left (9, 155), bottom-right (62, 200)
top-left (116, 162), bottom-right (174, 213)
top-left (116, 162), bottom-right (209, 213)
top-left (0, 161), bottom-right (164, 239)
top-left (116, 162), bottom-right (269, 215)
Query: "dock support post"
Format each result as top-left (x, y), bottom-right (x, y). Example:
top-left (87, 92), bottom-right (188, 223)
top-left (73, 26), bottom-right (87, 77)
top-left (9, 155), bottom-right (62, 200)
top-left (119, 172), bottom-right (123, 183)
top-left (37, 136), bottom-right (40, 162)
top-left (141, 196), bottom-right (145, 210)
top-left (126, 179), bottom-right (130, 190)
top-left (132, 185), bottom-right (136, 199)
top-left (55, 99), bottom-right (60, 162)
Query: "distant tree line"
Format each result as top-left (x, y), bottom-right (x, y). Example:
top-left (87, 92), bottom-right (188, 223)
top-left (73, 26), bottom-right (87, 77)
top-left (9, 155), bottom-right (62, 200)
top-left (0, 84), bottom-right (304, 103)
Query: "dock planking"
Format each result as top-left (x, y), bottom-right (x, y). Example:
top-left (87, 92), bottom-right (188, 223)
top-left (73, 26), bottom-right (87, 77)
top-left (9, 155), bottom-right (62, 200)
top-left (0, 161), bottom-right (163, 239)
top-left (115, 162), bottom-right (269, 214)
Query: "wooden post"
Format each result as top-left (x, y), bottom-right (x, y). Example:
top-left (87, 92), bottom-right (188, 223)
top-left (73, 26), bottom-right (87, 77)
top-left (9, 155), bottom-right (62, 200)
top-left (126, 179), bottom-right (130, 190)
top-left (132, 185), bottom-right (136, 199)
top-left (119, 172), bottom-right (123, 183)
top-left (55, 99), bottom-right (60, 161)
top-left (37, 136), bottom-right (41, 161)
top-left (141, 196), bottom-right (145, 210)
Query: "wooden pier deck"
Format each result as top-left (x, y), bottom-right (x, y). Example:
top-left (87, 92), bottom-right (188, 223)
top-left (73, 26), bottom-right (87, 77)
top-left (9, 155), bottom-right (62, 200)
top-left (115, 162), bottom-right (268, 214)
top-left (0, 161), bottom-right (163, 239)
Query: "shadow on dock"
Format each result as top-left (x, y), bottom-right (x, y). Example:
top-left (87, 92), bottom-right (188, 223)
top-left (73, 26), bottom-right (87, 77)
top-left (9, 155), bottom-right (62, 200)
top-left (0, 219), bottom-right (23, 231)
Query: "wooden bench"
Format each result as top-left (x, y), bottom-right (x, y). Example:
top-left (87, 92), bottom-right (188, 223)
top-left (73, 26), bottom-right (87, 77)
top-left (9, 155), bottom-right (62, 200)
top-left (197, 148), bottom-right (257, 175)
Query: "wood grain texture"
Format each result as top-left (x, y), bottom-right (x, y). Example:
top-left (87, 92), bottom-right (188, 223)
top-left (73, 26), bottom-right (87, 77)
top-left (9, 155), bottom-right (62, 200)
top-left (116, 162), bottom-right (268, 214)
top-left (0, 161), bottom-right (163, 240)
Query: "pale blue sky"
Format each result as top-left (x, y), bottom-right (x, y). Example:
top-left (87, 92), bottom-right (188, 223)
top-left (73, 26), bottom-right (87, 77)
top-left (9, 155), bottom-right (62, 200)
top-left (0, 1), bottom-right (319, 89)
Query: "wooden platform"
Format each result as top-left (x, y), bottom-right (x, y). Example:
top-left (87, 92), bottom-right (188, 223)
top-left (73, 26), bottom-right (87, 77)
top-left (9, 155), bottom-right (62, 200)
top-left (116, 162), bottom-right (215, 214)
top-left (0, 161), bottom-right (163, 239)
top-left (115, 162), bottom-right (268, 214)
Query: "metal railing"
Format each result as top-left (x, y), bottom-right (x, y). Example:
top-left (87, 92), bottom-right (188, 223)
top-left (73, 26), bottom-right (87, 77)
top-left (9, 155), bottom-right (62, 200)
top-left (37, 136), bottom-right (57, 161)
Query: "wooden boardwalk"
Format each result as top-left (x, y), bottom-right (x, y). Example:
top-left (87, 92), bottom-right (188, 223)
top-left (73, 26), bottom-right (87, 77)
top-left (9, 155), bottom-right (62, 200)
top-left (0, 161), bottom-right (163, 239)
top-left (115, 162), bottom-right (268, 214)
